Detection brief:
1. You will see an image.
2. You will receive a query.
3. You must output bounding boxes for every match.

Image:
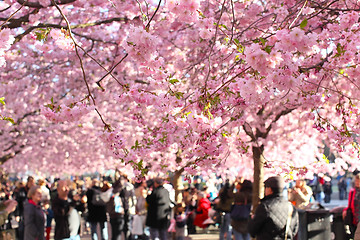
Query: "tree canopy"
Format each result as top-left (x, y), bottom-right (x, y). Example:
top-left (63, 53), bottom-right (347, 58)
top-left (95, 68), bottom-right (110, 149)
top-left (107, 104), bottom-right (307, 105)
top-left (1, 0), bottom-right (360, 179)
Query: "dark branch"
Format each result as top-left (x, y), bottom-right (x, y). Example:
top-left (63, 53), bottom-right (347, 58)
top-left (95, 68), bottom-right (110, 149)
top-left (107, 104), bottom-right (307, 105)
top-left (265, 108), bottom-right (296, 136)
top-left (16, 0), bottom-right (76, 9)
top-left (14, 17), bottom-right (131, 43)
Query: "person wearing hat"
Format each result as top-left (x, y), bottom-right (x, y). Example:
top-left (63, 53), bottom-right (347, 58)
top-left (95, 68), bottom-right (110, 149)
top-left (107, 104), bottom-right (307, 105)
top-left (248, 176), bottom-right (299, 240)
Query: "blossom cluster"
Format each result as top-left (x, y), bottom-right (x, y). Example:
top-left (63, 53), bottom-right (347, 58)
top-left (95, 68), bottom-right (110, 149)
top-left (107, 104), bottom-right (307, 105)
top-left (41, 102), bottom-right (93, 123)
top-left (50, 29), bottom-right (76, 51)
top-left (0, 28), bottom-right (15, 67)
top-left (123, 25), bottom-right (160, 64)
top-left (166, 0), bottom-right (201, 23)
top-left (98, 130), bottom-right (127, 158)
top-left (274, 28), bottom-right (317, 53)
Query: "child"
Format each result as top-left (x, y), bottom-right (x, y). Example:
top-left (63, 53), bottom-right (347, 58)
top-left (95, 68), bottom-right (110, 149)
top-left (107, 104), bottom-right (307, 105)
top-left (174, 202), bottom-right (187, 240)
top-left (43, 200), bottom-right (54, 240)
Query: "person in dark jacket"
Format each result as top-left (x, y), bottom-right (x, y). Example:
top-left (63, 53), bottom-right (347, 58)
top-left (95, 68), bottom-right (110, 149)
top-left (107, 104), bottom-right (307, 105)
top-left (231, 180), bottom-right (252, 240)
top-left (52, 180), bottom-right (81, 240)
top-left (86, 179), bottom-right (108, 240)
top-left (23, 185), bottom-right (45, 240)
top-left (248, 176), bottom-right (299, 240)
top-left (146, 177), bottom-right (171, 240)
top-left (13, 176), bottom-right (35, 240)
top-left (107, 177), bottom-right (129, 240)
top-left (217, 180), bottom-right (235, 240)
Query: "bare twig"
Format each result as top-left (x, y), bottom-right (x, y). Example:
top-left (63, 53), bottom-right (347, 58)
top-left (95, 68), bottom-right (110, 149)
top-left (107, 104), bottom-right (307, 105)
top-left (289, 0), bottom-right (308, 29)
top-left (145, 0), bottom-right (162, 30)
top-left (51, 0), bottom-right (95, 105)
top-left (96, 53), bottom-right (128, 91)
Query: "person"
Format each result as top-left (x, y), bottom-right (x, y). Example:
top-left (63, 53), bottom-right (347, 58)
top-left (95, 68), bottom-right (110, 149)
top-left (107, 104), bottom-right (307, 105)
top-left (174, 202), bottom-right (187, 240)
top-left (323, 176), bottom-right (332, 203)
top-left (43, 200), bottom-right (54, 240)
top-left (38, 178), bottom-right (51, 202)
top-left (343, 173), bottom-right (360, 239)
top-left (133, 180), bottom-right (148, 239)
top-left (86, 179), bottom-right (108, 240)
top-left (13, 176), bottom-right (35, 240)
top-left (216, 180), bottom-right (234, 240)
top-left (314, 174), bottom-right (325, 203)
top-left (146, 177), bottom-right (171, 240)
top-left (193, 191), bottom-right (211, 230)
top-left (288, 179), bottom-right (313, 209)
top-left (23, 185), bottom-right (45, 240)
top-left (338, 176), bottom-right (347, 200)
top-left (106, 177), bottom-right (127, 240)
top-left (231, 180), bottom-right (252, 240)
top-left (0, 199), bottom-right (18, 239)
top-left (52, 179), bottom-right (81, 240)
top-left (248, 176), bottom-right (299, 240)
top-left (122, 175), bottom-right (137, 240)
top-left (183, 187), bottom-right (197, 234)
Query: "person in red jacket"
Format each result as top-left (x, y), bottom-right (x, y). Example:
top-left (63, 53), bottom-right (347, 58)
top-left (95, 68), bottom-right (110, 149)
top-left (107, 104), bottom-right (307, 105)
top-left (343, 173), bottom-right (360, 239)
top-left (193, 192), bottom-right (211, 229)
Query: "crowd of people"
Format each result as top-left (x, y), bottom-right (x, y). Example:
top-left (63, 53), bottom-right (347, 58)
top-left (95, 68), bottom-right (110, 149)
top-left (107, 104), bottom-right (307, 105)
top-left (0, 172), bottom-right (358, 240)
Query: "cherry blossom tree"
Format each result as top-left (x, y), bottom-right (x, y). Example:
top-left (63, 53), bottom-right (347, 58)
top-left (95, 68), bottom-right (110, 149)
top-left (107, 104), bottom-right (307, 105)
top-left (1, 0), bottom-right (360, 204)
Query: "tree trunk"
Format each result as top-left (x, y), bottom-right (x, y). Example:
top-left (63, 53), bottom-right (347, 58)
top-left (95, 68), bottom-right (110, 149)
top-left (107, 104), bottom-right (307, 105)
top-left (252, 145), bottom-right (265, 212)
top-left (172, 169), bottom-right (184, 203)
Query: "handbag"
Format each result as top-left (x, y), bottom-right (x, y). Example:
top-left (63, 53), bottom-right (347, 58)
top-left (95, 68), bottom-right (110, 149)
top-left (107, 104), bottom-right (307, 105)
top-left (230, 198), bottom-right (251, 221)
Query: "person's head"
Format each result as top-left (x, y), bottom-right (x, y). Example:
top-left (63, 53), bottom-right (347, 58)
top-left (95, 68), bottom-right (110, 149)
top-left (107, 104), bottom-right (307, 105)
top-left (57, 180), bottom-right (69, 200)
top-left (26, 176), bottom-right (35, 188)
top-left (92, 179), bottom-right (100, 187)
top-left (240, 180), bottom-right (253, 193)
top-left (16, 181), bottom-right (24, 189)
top-left (197, 191), bottom-right (205, 200)
top-left (354, 173), bottom-right (360, 188)
top-left (120, 175), bottom-right (127, 186)
top-left (295, 179), bottom-right (306, 188)
top-left (264, 176), bottom-right (284, 196)
top-left (27, 185), bottom-right (42, 204)
top-left (38, 178), bottom-right (46, 187)
top-left (154, 177), bottom-right (164, 188)
top-left (43, 200), bottom-right (50, 209)
top-left (175, 202), bottom-right (185, 214)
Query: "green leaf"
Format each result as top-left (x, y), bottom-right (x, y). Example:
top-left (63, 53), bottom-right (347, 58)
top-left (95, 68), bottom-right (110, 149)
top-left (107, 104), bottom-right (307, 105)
top-left (174, 91), bottom-right (184, 99)
top-left (300, 18), bottom-right (308, 29)
top-left (264, 45), bottom-right (273, 54)
top-left (220, 24), bottom-right (228, 30)
top-left (169, 79), bottom-right (179, 84)
top-left (0, 97), bottom-right (5, 106)
top-left (234, 38), bottom-right (240, 46)
top-left (237, 44), bottom-right (245, 54)
top-left (51, 97), bottom-right (54, 104)
top-left (260, 38), bottom-right (266, 46)
top-left (336, 43), bottom-right (345, 56)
